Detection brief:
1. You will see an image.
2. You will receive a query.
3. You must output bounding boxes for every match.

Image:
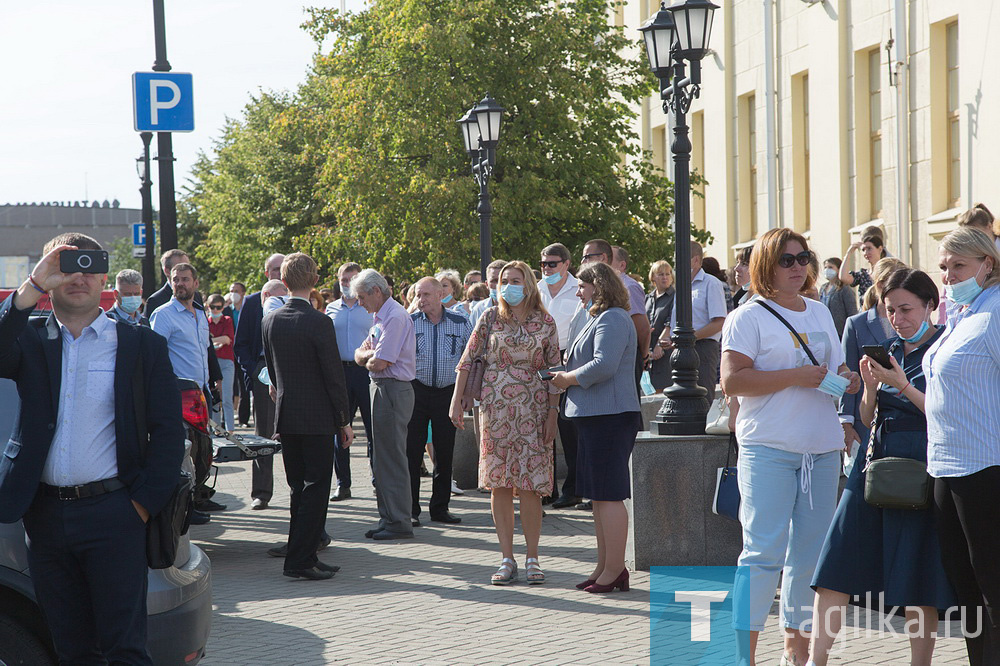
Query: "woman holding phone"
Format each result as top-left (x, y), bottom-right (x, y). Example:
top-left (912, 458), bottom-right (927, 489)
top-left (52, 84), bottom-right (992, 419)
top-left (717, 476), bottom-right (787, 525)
top-left (550, 262), bottom-right (639, 593)
top-left (809, 268), bottom-right (954, 666)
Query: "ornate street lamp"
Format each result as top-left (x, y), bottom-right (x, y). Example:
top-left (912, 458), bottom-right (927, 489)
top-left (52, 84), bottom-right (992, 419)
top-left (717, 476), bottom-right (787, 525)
top-left (640, 0), bottom-right (719, 435)
top-left (136, 131), bottom-right (157, 297)
top-left (457, 94), bottom-right (505, 277)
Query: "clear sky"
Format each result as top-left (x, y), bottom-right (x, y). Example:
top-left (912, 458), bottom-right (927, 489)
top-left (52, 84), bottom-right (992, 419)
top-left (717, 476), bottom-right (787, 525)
top-left (0, 1), bottom-right (364, 210)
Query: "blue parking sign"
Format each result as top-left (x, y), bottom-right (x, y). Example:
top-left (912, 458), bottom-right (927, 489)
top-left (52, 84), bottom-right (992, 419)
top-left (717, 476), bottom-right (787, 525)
top-left (132, 222), bottom-right (155, 247)
top-left (132, 72), bottom-right (195, 132)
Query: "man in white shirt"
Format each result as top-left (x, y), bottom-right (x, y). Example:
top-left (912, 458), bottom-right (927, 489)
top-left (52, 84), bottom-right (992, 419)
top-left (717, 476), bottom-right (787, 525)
top-left (664, 241), bottom-right (728, 401)
top-left (537, 243), bottom-right (582, 508)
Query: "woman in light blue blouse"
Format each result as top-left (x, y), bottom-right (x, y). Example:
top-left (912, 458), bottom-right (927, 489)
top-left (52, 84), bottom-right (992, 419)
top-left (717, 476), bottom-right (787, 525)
top-left (924, 227), bottom-right (1000, 666)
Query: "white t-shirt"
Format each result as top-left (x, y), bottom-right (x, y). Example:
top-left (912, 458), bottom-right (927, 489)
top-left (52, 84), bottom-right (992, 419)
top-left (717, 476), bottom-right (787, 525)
top-left (722, 297), bottom-right (845, 454)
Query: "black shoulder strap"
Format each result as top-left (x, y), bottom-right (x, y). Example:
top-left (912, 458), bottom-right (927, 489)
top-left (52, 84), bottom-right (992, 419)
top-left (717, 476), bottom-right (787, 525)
top-left (754, 300), bottom-right (820, 366)
top-left (131, 334), bottom-right (148, 462)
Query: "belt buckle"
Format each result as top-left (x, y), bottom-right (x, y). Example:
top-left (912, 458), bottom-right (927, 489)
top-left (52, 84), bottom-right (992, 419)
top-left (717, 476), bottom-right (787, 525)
top-left (58, 485), bottom-right (81, 500)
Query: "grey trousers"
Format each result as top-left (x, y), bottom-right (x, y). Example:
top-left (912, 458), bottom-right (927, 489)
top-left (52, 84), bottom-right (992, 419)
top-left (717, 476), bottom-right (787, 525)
top-left (695, 338), bottom-right (721, 402)
top-left (370, 378), bottom-right (415, 534)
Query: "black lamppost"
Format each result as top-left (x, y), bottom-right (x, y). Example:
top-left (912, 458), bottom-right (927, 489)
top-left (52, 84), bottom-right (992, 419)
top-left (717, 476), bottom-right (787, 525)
top-left (640, 0), bottom-right (719, 435)
top-left (151, 0), bottom-right (178, 255)
top-left (458, 94), bottom-right (505, 278)
top-left (136, 132), bottom-right (157, 298)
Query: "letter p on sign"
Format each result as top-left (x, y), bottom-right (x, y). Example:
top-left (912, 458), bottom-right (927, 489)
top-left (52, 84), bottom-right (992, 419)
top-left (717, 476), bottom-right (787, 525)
top-left (132, 72), bottom-right (195, 132)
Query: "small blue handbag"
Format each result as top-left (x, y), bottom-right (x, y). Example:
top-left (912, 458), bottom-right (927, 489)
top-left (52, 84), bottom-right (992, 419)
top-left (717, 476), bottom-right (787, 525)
top-left (712, 433), bottom-right (741, 522)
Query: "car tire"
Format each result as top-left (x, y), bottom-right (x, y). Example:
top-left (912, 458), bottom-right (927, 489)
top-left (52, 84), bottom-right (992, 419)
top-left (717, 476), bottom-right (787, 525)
top-left (0, 614), bottom-right (54, 666)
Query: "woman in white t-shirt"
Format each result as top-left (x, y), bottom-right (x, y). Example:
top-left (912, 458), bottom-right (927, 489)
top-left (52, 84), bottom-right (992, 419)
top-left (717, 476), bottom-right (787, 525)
top-left (721, 228), bottom-right (861, 666)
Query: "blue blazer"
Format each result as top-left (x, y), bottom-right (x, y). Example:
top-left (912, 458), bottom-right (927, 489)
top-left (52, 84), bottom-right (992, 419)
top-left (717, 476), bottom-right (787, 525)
top-left (563, 307), bottom-right (640, 418)
top-left (0, 295), bottom-right (185, 523)
top-left (233, 291), bottom-right (263, 376)
top-left (839, 307), bottom-right (891, 441)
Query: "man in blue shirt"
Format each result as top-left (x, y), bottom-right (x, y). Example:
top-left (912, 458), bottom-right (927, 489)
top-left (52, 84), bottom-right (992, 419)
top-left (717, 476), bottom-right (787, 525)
top-left (406, 277), bottom-right (472, 524)
top-left (325, 262), bottom-right (374, 501)
top-left (150, 263), bottom-right (211, 390)
top-left (468, 259), bottom-right (507, 326)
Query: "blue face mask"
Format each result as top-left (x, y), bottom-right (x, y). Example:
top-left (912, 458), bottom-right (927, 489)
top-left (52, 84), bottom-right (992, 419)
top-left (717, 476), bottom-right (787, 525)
top-left (817, 370), bottom-right (850, 399)
top-left (441, 293), bottom-right (453, 305)
top-left (944, 264), bottom-right (986, 306)
top-left (543, 271), bottom-right (562, 285)
top-left (500, 284), bottom-right (525, 306)
top-left (901, 320), bottom-right (930, 343)
top-left (120, 295), bottom-right (142, 314)
top-left (489, 288), bottom-right (498, 303)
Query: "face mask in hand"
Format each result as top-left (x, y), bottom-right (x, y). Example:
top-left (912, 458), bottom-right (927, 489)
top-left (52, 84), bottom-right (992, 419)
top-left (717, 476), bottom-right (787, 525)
top-left (817, 370), bottom-right (850, 398)
top-left (500, 284), bottom-right (525, 306)
top-left (120, 295), bottom-right (143, 314)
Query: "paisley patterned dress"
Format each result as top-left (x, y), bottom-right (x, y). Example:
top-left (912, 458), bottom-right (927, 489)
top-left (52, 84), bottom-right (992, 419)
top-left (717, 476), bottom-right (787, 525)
top-left (456, 307), bottom-right (562, 495)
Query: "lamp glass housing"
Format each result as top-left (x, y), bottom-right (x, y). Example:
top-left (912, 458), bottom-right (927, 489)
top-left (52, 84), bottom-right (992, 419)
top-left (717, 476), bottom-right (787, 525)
top-left (473, 95), bottom-right (504, 145)
top-left (136, 155), bottom-right (146, 181)
top-left (458, 110), bottom-right (480, 156)
top-left (668, 0), bottom-right (718, 59)
top-left (639, 5), bottom-right (675, 75)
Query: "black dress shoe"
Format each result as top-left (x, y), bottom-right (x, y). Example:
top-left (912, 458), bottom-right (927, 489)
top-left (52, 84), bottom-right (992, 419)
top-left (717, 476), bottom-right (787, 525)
top-left (317, 534), bottom-right (332, 551)
top-left (283, 567), bottom-right (333, 580)
top-left (371, 529), bottom-right (414, 541)
top-left (189, 510), bottom-right (211, 525)
top-left (552, 495), bottom-right (581, 509)
top-left (365, 528), bottom-right (379, 539)
top-left (330, 487), bottom-right (352, 502)
top-left (542, 495), bottom-right (555, 506)
top-left (267, 544), bottom-right (288, 558)
top-left (430, 512), bottom-right (462, 524)
top-left (194, 498), bottom-right (228, 512)
top-left (412, 518), bottom-right (421, 527)
top-left (576, 500), bottom-right (593, 511)
top-left (315, 561), bottom-right (340, 573)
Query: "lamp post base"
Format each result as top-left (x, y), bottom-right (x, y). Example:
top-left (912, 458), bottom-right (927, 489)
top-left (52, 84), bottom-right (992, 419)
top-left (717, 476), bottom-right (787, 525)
top-left (652, 393), bottom-right (710, 436)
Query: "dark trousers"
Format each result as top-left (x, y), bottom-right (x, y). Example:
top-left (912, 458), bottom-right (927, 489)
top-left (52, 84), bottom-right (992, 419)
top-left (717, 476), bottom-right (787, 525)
top-left (935, 466), bottom-right (1000, 666)
top-left (23, 487), bottom-right (152, 665)
top-left (555, 393), bottom-right (578, 499)
top-left (237, 365), bottom-right (251, 425)
top-left (281, 433), bottom-right (336, 571)
top-left (405, 381), bottom-right (456, 518)
top-left (251, 358), bottom-right (275, 501)
top-left (335, 362), bottom-right (373, 490)
top-left (695, 338), bottom-right (721, 402)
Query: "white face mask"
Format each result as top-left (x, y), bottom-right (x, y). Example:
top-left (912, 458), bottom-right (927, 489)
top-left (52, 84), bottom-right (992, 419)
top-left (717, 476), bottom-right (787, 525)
top-left (823, 268), bottom-right (838, 280)
top-left (229, 292), bottom-right (243, 305)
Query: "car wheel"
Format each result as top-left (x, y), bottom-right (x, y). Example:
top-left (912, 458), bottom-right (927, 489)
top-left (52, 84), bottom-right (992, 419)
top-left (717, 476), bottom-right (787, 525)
top-left (0, 614), bottom-right (54, 666)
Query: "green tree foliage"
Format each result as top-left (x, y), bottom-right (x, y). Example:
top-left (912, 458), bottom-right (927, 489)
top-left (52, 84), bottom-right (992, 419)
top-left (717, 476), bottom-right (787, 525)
top-left (181, 0), bottom-right (710, 292)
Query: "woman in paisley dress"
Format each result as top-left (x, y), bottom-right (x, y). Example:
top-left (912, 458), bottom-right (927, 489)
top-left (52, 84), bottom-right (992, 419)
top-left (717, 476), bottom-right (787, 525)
top-left (451, 260), bottom-right (562, 586)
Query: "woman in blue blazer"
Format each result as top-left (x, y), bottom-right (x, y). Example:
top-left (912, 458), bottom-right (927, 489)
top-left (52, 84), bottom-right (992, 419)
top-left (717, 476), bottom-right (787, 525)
top-left (551, 262), bottom-right (640, 594)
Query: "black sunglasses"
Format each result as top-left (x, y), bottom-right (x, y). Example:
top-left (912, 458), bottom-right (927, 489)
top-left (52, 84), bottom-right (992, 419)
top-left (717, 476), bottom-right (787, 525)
top-left (209, 305), bottom-right (224, 311)
top-left (582, 252), bottom-right (605, 261)
top-left (539, 260), bottom-right (564, 269)
top-left (777, 251), bottom-right (814, 269)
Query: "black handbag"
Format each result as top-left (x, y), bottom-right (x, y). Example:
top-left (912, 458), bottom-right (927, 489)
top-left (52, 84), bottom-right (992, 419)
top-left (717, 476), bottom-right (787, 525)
top-left (862, 401), bottom-right (932, 510)
top-left (712, 433), bottom-right (741, 522)
top-left (133, 355), bottom-right (192, 569)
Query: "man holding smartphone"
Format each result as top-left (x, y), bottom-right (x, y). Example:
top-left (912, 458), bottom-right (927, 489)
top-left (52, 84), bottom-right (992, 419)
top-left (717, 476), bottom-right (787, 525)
top-left (0, 233), bottom-right (184, 664)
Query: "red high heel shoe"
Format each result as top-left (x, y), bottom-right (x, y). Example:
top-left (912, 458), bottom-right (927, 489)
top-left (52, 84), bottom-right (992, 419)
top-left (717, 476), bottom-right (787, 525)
top-left (575, 578), bottom-right (597, 590)
top-left (585, 569), bottom-right (629, 593)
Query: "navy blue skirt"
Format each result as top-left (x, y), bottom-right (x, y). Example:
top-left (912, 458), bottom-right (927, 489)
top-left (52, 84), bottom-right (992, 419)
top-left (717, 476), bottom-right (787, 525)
top-left (572, 412), bottom-right (640, 502)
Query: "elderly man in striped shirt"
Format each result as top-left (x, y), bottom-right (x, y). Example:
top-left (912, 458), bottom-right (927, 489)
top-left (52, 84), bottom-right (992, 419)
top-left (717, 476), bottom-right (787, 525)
top-left (406, 277), bottom-right (473, 526)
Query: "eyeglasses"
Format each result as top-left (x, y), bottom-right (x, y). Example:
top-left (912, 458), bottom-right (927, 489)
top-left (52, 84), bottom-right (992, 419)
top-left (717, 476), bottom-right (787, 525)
top-left (777, 251), bottom-right (814, 269)
top-left (209, 305), bottom-right (223, 311)
top-left (539, 260), bottom-right (564, 269)
top-left (582, 253), bottom-right (605, 262)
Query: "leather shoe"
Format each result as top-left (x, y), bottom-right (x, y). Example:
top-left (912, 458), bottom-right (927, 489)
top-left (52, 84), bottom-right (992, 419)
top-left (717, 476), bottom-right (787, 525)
top-left (315, 561), bottom-right (340, 573)
top-left (317, 534), bottom-right (331, 551)
top-left (283, 567), bottom-right (333, 580)
top-left (411, 518), bottom-right (421, 527)
top-left (194, 498), bottom-right (228, 512)
top-left (251, 498), bottom-right (269, 510)
top-left (430, 512), bottom-right (462, 524)
top-left (542, 495), bottom-right (555, 506)
top-left (329, 487), bottom-right (352, 502)
top-left (365, 528), bottom-right (378, 539)
top-left (552, 495), bottom-right (581, 509)
top-left (576, 500), bottom-right (593, 511)
top-left (371, 529), bottom-right (414, 541)
top-left (189, 509), bottom-right (211, 525)
top-left (267, 544), bottom-right (288, 558)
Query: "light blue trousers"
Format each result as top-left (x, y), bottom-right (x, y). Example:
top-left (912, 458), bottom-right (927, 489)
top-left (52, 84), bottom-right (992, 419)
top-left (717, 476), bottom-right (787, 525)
top-left (213, 358), bottom-right (235, 432)
top-left (732, 445), bottom-right (840, 632)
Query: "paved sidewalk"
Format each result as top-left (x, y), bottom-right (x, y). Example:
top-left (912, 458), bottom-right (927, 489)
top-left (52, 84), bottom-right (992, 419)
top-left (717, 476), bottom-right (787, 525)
top-left (194, 431), bottom-right (969, 665)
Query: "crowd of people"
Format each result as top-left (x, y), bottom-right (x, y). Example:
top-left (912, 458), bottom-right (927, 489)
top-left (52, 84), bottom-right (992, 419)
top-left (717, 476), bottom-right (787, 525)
top-left (1, 199), bottom-right (999, 662)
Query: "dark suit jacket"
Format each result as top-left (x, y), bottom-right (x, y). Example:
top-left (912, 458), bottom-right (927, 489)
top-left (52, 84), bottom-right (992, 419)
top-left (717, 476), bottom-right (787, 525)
top-left (233, 292), bottom-right (263, 377)
top-left (0, 295), bottom-right (185, 523)
top-left (145, 283), bottom-right (221, 383)
top-left (262, 298), bottom-right (350, 435)
top-left (839, 307), bottom-right (891, 438)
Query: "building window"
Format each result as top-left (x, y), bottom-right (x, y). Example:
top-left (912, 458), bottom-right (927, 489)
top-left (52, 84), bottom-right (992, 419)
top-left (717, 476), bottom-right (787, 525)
top-left (868, 49), bottom-right (883, 220)
top-left (792, 73), bottom-right (811, 233)
top-left (748, 95), bottom-right (758, 239)
top-left (652, 125), bottom-right (667, 176)
top-left (947, 21), bottom-right (960, 207)
top-left (692, 111), bottom-right (705, 231)
top-left (738, 93), bottom-right (758, 242)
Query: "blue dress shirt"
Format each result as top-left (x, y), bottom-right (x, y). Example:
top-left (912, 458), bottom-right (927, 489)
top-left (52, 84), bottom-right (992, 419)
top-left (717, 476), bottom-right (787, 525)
top-left (150, 297), bottom-right (211, 387)
top-left (411, 308), bottom-right (473, 388)
top-left (326, 298), bottom-right (374, 362)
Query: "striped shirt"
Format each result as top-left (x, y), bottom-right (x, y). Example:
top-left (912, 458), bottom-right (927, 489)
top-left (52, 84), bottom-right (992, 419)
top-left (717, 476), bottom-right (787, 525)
top-left (923, 284), bottom-right (1000, 477)
top-left (411, 308), bottom-right (473, 388)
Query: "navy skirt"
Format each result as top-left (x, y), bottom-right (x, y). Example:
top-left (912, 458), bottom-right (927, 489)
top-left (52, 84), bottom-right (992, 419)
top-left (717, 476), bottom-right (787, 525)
top-left (572, 412), bottom-right (640, 501)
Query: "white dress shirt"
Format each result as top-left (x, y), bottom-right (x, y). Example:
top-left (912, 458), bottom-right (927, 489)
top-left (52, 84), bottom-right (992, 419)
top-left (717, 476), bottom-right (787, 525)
top-left (42, 310), bottom-right (119, 486)
top-left (670, 268), bottom-right (729, 342)
top-left (538, 272), bottom-right (579, 350)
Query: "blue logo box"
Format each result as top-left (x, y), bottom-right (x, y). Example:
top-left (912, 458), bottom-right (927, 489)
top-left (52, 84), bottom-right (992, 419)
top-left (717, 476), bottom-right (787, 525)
top-left (651, 566), bottom-right (737, 665)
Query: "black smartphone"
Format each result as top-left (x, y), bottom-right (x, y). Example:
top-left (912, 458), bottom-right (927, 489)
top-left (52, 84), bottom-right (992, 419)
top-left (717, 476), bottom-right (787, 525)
top-left (537, 365), bottom-right (565, 381)
top-left (59, 249), bottom-right (109, 274)
top-left (862, 345), bottom-right (893, 369)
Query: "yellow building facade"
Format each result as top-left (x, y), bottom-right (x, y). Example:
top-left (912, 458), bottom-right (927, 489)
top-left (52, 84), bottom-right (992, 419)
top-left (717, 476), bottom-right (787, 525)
top-left (624, 0), bottom-right (999, 279)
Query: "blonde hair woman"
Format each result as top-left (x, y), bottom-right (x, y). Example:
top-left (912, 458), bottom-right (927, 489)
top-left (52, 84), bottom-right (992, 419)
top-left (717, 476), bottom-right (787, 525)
top-left (645, 260), bottom-right (675, 391)
top-left (435, 269), bottom-right (463, 309)
top-left (450, 260), bottom-right (562, 586)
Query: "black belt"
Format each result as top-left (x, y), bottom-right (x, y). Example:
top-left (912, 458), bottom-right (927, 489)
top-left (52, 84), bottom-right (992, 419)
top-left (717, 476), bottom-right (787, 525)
top-left (41, 477), bottom-right (125, 501)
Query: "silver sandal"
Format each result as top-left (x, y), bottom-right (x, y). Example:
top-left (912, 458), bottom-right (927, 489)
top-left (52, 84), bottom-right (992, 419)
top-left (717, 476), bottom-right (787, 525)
top-left (525, 557), bottom-right (545, 585)
top-left (491, 558), bottom-right (518, 585)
